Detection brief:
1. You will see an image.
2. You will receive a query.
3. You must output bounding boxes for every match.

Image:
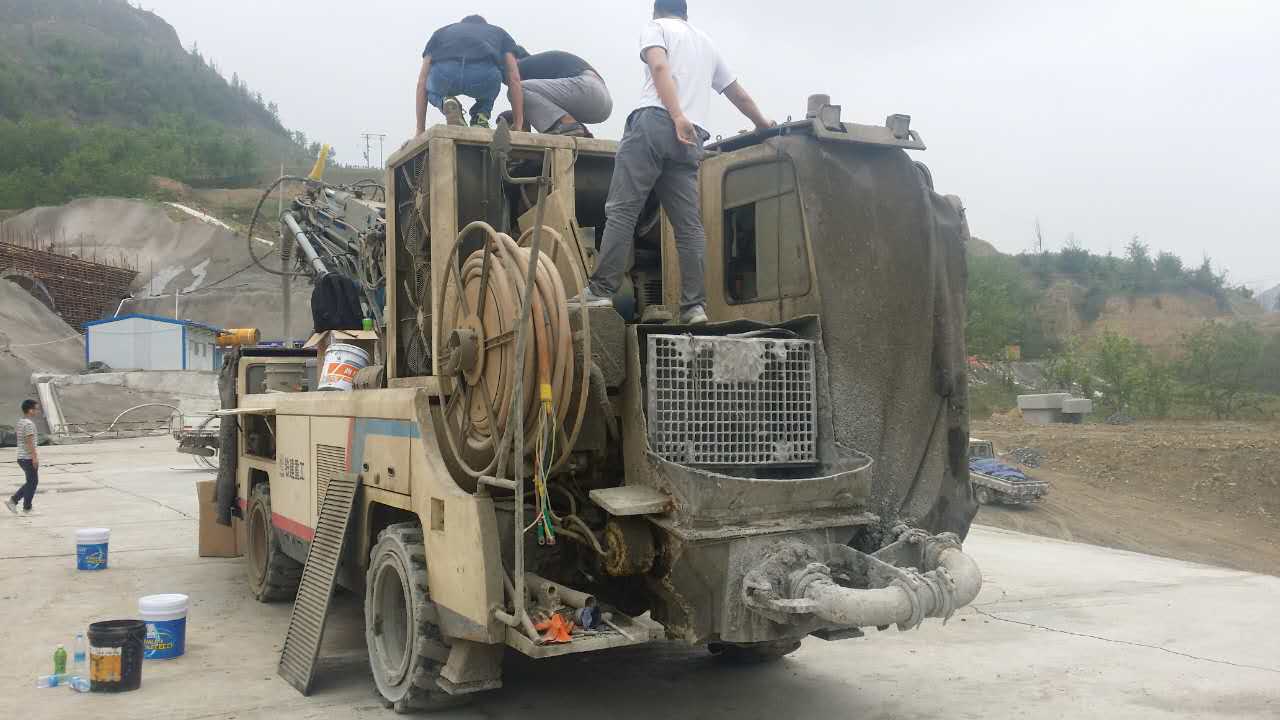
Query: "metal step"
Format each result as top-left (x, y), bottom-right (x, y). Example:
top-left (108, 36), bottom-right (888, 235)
top-left (277, 471), bottom-right (362, 696)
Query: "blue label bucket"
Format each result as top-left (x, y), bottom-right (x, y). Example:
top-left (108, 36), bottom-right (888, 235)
top-left (76, 528), bottom-right (110, 571)
top-left (139, 594), bottom-right (188, 660)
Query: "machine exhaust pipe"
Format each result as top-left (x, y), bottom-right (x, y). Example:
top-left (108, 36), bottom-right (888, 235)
top-left (742, 529), bottom-right (982, 631)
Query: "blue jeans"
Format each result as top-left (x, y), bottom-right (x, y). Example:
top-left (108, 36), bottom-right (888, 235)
top-left (427, 60), bottom-right (502, 121)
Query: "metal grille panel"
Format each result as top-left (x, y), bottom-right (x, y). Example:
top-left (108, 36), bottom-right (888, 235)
top-left (278, 471), bottom-right (361, 696)
top-left (647, 334), bottom-right (818, 467)
top-left (314, 444), bottom-right (346, 502)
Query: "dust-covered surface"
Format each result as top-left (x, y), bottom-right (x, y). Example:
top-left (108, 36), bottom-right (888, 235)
top-left (972, 415), bottom-right (1280, 575)
top-left (0, 198), bottom-right (313, 339)
top-left (779, 136), bottom-right (974, 539)
top-left (0, 279), bottom-right (84, 420)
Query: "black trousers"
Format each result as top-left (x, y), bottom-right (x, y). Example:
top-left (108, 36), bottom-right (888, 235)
top-left (13, 459), bottom-right (38, 510)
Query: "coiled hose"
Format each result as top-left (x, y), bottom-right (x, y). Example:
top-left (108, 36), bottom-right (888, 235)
top-left (434, 221), bottom-right (590, 479)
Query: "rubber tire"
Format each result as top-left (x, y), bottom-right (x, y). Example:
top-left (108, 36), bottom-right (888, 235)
top-left (708, 639), bottom-right (802, 664)
top-left (365, 523), bottom-right (468, 714)
top-left (245, 484), bottom-right (302, 602)
top-left (975, 487), bottom-right (993, 506)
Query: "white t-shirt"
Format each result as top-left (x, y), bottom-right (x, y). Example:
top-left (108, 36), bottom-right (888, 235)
top-left (635, 18), bottom-right (736, 134)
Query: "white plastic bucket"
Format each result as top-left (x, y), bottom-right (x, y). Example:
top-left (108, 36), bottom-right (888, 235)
top-left (139, 594), bottom-right (189, 660)
top-left (318, 343), bottom-right (369, 391)
top-left (75, 528), bottom-right (110, 570)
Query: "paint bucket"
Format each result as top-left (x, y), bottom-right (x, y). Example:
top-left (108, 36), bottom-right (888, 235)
top-left (139, 594), bottom-right (188, 660)
top-left (318, 343), bottom-right (369, 391)
top-left (88, 619), bottom-right (146, 692)
top-left (76, 528), bottom-right (110, 570)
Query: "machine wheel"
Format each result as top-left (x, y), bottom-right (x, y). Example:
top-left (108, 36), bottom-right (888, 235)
top-left (708, 639), bottom-right (802, 664)
top-left (245, 484), bottom-right (302, 602)
top-left (366, 523), bottom-right (466, 713)
top-left (975, 487), bottom-right (993, 506)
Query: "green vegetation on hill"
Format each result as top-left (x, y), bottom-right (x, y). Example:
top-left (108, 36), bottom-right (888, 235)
top-left (0, 0), bottom-right (315, 208)
top-left (967, 237), bottom-right (1253, 360)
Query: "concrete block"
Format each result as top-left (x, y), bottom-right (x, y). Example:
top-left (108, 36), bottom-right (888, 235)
top-left (1017, 393), bottom-right (1070, 411)
top-left (1061, 398), bottom-right (1094, 414)
top-left (1022, 408), bottom-right (1062, 425)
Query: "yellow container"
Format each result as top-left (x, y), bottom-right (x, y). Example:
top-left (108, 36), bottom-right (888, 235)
top-left (217, 328), bottom-right (261, 347)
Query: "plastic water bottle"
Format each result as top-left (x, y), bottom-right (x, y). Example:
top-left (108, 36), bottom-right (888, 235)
top-left (53, 645), bottom-right (67, 675)
top-left (72, 634), bottom-right (87, 676)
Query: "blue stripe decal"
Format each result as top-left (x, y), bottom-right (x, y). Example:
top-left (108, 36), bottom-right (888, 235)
top-left (350, 419), bottom-right (421, 472)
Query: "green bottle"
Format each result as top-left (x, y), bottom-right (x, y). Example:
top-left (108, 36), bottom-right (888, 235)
top-left (53, 644), bottom-right (67, 675)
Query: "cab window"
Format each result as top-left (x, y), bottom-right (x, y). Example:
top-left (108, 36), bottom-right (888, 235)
top-left (723, 160), bottom-right (810, 304)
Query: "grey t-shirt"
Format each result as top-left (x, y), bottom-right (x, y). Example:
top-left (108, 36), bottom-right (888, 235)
top-left (15, 417), bottom-right (36, 461)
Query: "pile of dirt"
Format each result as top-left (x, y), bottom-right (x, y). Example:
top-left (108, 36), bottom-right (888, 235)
top-left (0, 279), bottom-right (84, 421)
top-left (0, 198), bottom-right (312, 339)
top-left (971, 416), bottom-right (1280, 574)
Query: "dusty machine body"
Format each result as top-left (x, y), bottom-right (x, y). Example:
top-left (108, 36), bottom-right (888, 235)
top-left (216, 96), bottom-right (980, 711)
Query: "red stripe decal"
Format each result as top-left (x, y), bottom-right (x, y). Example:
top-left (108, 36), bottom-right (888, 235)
top-left (272, 512), bottom-right (315, 542)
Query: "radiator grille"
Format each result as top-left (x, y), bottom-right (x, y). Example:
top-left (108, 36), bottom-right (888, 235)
top-left (314, 444), bottom-right (346, 501)
top-left (646, 334), bottom-right (818, 467)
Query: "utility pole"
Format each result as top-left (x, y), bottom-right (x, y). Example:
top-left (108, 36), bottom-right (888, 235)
top-left (361, 132), bottom-right (387, 168)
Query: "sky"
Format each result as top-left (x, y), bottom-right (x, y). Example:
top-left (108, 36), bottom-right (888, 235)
top-left (140, 0), bottom-right (1280, 290)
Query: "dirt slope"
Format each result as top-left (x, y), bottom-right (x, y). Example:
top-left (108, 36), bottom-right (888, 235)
top-left (0, 279), bottom-right (84, 418)
top-left (971, 416), bottom-right (1280, 574)
top-left (0, 198), bottom-right (312, 338)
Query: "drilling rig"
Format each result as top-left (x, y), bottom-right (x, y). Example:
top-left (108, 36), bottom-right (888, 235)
top-left (215, 94), bottom-right (980, 712)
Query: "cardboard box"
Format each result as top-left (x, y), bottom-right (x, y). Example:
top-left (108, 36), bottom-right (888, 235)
top-left (196, 479), bottom-right (241, 558)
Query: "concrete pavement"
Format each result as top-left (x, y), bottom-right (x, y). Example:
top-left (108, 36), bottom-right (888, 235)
top-left (2, 437), bottom-right (1277, 719)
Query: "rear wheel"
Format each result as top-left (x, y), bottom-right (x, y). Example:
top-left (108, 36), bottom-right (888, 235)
top-left (975, 487), bottom-right (993, 505)
top-left (708, 639), bottom-right (802, 664)
top-left (366, 523), bottom-right (466, 713)
top-left (245, 484), bottom-right (302, 602)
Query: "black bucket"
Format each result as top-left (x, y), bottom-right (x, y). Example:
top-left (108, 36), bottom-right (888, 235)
top-left (88, 619), bottom-right (146, 692)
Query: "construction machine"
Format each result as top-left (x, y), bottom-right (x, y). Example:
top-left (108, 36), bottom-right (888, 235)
top-left (214, 94), bottom-right (981, 712)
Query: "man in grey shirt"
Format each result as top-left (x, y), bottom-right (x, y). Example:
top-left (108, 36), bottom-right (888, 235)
top-left (7, 399), bottom-right (40, 514)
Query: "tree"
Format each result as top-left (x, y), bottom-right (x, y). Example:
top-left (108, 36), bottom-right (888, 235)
top-left (967, 255), bottom-right (1042, 358)
top-left (1154, 251), bottom-right (1184, 291)
top-left (1091, 330), bottom-right (1147, 414)
top-left (1123, 236), bottom-right (1154, 293)
top-left (1178, 322), bottom-right (1268, 419)
top-left (1139, 357), bottom-right (1175, 418)
top-left (1044, 336), bottom-right (1088, 395)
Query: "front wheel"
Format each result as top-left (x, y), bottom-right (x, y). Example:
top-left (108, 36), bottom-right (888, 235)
top-left (366, 523), bottom-right (466, 713)
top-left (245, 483), bottom-right (301, 602)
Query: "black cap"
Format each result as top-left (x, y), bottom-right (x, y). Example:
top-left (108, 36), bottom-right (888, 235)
top-left (655, 0), bottom-right (688, 18)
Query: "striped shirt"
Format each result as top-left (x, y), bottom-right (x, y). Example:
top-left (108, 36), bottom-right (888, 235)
top-left (15, 417), bottom-right (37, 461)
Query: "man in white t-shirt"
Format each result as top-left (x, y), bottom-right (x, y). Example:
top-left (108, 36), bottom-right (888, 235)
top-left (574, 0), bottom-right (773, 324)
top-left (6, 399), bottom-right (40, 514)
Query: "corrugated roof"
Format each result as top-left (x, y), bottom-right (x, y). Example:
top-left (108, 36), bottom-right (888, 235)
top-left (83, 313), bottom-right (223, 333)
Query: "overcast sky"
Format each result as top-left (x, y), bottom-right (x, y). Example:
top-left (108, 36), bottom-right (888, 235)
top-left (141, 0), bottom-right (1280, 289)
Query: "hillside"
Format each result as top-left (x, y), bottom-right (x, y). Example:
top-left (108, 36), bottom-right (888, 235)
top-left (966, 239), bottom-right (1264, 358)
top-left (0, 0), bottom-right (315, 208)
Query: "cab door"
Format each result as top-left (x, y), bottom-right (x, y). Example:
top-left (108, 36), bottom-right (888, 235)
top-left (694, 144), bottom-right (815, 324)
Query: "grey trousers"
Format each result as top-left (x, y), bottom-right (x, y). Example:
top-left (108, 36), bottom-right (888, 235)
top-left (523, 72), bottom-right (613, 132)
top-left (589, 107), bottom-right (709, 313)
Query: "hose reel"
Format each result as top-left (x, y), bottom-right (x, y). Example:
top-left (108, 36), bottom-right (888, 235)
top-left (434, 221), bottom-right (592, 481)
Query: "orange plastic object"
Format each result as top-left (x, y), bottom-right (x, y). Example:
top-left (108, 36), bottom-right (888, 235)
top-left (534, 613), bottom-right (574, 644)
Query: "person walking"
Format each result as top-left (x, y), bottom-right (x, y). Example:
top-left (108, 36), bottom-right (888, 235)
top-left (6, 399), bottom-right (41, 514)
top-left (415, 15), bottom-right (525, 133)
top-left (573, 0), bottom-right (773, 324)
top-left (505, 48), bottom-right (613, 137)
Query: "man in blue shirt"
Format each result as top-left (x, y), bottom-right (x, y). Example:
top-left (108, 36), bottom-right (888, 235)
top-left (415, 16), bottom-right (525, 132)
